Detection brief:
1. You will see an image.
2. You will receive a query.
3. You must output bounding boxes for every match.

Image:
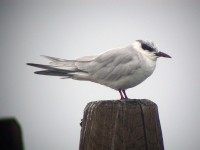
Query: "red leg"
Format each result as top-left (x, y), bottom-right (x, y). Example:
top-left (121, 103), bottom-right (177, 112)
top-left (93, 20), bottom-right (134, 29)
top-left (118, 89), bottom-right (124, 100)
top-left (122, 90), bottom-right (128, 99)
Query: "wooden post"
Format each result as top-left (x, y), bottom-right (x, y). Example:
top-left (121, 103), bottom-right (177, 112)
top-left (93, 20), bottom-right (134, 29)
top-left (0, 118), bottom-right (24, 150)
top-left (79, 99), bottom-right (164, 150)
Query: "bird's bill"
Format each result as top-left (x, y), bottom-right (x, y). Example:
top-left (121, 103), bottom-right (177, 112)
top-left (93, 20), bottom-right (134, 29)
top-left (155, 51), bottom-right (171, 58)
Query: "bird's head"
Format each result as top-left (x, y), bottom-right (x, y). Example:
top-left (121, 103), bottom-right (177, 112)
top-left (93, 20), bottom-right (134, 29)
top-left (133, 40), bottom-right (171, 60)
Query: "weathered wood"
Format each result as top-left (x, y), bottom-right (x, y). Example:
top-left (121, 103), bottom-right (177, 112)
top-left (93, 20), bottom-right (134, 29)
top-left (79, 99), bottom-right (164, 150)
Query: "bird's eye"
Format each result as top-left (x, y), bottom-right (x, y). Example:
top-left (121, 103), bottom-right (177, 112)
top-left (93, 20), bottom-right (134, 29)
top-left (141, 43), bottom-right (155, 52)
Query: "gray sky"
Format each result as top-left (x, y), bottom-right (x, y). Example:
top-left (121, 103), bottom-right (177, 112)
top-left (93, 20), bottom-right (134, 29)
top-left (0, 0), bottom-right (200, 149)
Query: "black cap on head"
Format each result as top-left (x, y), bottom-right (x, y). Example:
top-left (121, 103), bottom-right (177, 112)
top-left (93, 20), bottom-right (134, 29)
top-left (137, 40), bottom-right (158, 52)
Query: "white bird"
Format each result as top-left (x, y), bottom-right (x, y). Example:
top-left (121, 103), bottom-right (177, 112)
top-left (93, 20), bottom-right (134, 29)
top-left (27, 40), bottom-right (171, 100)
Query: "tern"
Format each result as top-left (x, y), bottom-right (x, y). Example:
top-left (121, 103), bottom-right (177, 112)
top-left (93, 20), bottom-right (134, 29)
top-left (27, 40), bottom-right (171, 100)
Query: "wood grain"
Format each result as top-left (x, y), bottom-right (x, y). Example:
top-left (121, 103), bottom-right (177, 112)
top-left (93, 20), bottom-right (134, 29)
top-left (79, 99), bottom-right (164, 150)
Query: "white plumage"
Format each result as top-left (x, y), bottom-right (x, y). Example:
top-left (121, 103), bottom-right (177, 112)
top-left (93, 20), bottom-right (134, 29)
top-left (27, 40), bottom-right (171, 100)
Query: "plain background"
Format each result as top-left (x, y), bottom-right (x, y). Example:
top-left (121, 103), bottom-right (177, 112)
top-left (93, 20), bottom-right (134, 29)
top-left (0, 0), bottom-right (200, 149)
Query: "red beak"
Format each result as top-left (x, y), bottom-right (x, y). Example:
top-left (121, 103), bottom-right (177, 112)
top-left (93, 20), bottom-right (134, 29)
top-left (155, 51), bottom-right (171, 58)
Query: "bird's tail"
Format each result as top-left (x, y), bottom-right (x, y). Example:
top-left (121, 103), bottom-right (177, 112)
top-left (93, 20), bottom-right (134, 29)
top-left (27, 55), bottom-right (88, 79)
top-left (26, 63), bottom-right (70, 77)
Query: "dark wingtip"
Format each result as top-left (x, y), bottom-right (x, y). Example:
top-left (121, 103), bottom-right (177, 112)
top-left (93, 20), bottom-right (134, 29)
top-left (26, 63), bottom-right (39, 67)
top-left (27, 63), bottom-right (48, 68)
top-left (26, 63), bottom-right (34, 66)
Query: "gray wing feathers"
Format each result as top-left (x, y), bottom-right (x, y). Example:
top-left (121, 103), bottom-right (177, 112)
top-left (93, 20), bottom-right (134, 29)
top-left (27, 63), bottom-right (77, 72)
top-left (27, 45), bottom-right (140, 81)
top-left (42, 55), bottom-right (96, 71)
top-left (27, 55), bottom-right (92, 79)
top-left (35, 70), bottom-right (72, 77)
top-left (41, 55), bottom-right (67, 62)
top-left (83, 46), bottom-right (140, 81)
